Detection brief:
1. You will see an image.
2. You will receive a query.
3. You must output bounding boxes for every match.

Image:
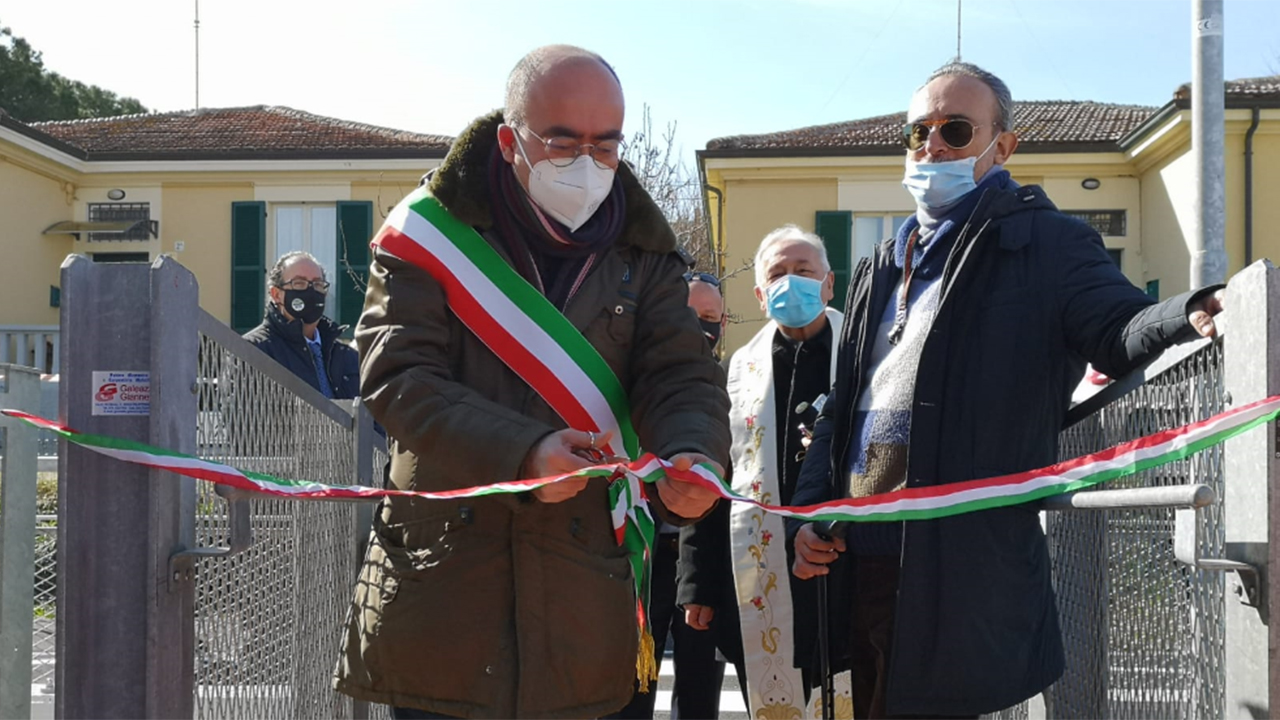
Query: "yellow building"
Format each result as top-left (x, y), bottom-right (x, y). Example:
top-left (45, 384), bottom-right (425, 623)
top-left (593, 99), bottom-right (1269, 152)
top-left (0, 105), bottom-right (450, 372)
top-left (700, 76), bottom-right (1280, 355)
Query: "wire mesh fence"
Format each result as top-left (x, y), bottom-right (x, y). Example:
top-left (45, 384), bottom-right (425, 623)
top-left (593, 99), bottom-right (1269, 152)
top-left (31, 512), bottom-right (56, 690)
top-left (1044, 343), bottom-right (1227, 719)
top-left (191, 318), bottom-right (386, 720)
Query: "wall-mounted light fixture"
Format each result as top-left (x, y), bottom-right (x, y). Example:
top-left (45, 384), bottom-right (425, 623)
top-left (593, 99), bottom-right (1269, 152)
top-left (106, 188), bottom-right (127, 200)
top-left (1081, 178), bottom-right (1101, 190)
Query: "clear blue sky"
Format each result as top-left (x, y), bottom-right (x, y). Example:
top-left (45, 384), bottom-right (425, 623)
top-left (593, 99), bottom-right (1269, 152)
top-left (4, 0), bottom-right (1278, 169)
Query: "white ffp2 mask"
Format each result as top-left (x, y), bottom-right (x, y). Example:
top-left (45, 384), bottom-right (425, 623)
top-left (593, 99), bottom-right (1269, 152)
top-left (514, 134), bottom-right (616, 232)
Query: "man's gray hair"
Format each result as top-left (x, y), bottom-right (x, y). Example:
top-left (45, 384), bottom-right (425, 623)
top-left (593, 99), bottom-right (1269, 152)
top-left (923, 62), bottom-right (1015, 132)
top-left (754, 225), bottom-right (830, 288)
top-left (505, 45), bottom-right (621, 127)
top-left (267, 250), bottom-right (326, 294)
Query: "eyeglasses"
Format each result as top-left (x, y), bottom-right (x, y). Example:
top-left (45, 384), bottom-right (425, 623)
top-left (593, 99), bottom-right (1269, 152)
top-left (277, 278), bottom-right (331, 293)
top-left (901, 118), bottom-right (991, 152)
top-left (518, 126), bottom-right (625, 169)
top-left (683, 271), bottom-right (721, 287)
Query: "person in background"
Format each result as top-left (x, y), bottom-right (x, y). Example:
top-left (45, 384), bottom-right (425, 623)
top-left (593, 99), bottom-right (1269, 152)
top-left (243, 251), bottom-right (359, 400)
top-left (680, 226), bottom-right (850, 719)
top-left (617, 270), bottom-right (729, 720)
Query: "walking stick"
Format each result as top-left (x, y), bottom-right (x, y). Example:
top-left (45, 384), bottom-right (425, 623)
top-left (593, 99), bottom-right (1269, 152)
top-left (814, 520), bottom-right (846, 720)
top-left (816, 571), bottom-right (834, 720)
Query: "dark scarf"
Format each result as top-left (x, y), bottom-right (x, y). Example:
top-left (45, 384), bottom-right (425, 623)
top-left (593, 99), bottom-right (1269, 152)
top-left (893, 167), bottom-right (1015, 280)
top-left (487, 145), bottom-right (626, 310)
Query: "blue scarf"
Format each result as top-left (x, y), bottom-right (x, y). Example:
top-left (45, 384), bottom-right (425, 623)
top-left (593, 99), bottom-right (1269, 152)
top-left (893, 167), bottom-right (1015, 279)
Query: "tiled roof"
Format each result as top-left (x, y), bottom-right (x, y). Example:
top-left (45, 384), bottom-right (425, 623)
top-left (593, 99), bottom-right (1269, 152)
top-left (706, 100), bottom-right (1157, 153)
top-left (24, 105), bottom-right (453, 160)
top-left (1176, 74), bottom-right (1280, 101)
top-left (706, 74), bottom-right (1280, 154)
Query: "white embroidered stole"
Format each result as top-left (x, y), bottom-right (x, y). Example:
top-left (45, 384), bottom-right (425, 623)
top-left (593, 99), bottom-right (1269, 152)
top-left (727, 309), bottom-right (850, 720)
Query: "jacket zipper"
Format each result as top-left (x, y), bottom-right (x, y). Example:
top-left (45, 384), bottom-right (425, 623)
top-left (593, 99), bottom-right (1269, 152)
top-left (832, 257), bottom-right (876, 499)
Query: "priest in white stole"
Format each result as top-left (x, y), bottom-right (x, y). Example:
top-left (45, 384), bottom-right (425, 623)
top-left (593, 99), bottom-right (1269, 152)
top-left (680, 225), bottom-right (851, 719)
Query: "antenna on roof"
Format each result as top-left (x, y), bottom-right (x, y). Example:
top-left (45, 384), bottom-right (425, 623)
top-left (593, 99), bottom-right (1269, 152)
top-left (956, 0), bottom-right (963, 61)
top-left (194, 0), bottom-right (201, 109)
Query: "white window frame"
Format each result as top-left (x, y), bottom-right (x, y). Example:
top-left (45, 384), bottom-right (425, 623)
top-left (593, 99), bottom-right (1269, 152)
top-left (852, 212), bottom-right (912, 262)
top-left (269, 203), bottom-right (338, 321)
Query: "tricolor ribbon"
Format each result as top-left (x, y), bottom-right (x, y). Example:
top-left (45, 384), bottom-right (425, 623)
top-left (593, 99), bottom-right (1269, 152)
top-left (7, 392), bottom-right (1278, 523)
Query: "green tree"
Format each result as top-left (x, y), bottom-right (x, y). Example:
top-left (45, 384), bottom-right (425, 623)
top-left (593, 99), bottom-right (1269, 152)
top-left (0, 23), bottom-right (147, 122)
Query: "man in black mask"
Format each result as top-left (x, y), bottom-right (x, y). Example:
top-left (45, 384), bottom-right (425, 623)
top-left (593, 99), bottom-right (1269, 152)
top-left (242, 251), bottom-right (360, 400)
top-left (617, 270), bottom-right (727, 720)
top-left (686, 271), bottom-right (726, 358)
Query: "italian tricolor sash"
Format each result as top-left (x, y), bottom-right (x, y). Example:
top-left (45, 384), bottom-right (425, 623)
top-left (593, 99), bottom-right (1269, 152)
top-left (370, 185), bottom-right (660, 686)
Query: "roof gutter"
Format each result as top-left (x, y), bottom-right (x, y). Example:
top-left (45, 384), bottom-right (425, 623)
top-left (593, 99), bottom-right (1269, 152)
top-left (1244, 105), bottom-right (1261, 265)
top-left (1118, 100), bottom-right (1181, 151)
top-left (696, 149), bottom-right (725, 276)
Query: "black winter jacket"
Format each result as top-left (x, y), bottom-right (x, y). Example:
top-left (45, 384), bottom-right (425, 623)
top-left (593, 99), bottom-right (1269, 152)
top-left (785, 183), bottom-right (1218, 716)
top-left (242, 303), bottom-right (361, 400)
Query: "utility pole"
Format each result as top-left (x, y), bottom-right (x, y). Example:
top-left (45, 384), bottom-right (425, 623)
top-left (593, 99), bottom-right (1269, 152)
top-left (956, 0), bottom-right (963, 61)
top-left (1191, 0), bottom-right (1226, 286)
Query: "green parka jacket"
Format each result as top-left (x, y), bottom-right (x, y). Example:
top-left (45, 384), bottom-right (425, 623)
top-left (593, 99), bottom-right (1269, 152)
top-left (332, 111), bottom-right (731, 719)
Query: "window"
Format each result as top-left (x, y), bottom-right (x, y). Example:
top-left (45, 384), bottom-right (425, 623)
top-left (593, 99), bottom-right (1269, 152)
top-left (88, 202), bottom-right (153, 242)
top-left (273, 204), bottom-right (338, 320)
top-left (854, 213), bottom-right (911, 261)
top-left (1064, 210), bottom-right (1126, 237)
top-left (1106, 249), bottom-right (1123, 268)
top-left (91, 252), bottom-right (151, 263)
top-left (230, 200), bottom-right (372, 335)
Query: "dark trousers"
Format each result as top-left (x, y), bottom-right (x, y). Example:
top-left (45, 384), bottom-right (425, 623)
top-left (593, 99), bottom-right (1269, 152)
top-left (613, 534), bottom-right (727, 719)
top-left (845, 556), bottom-right (976, 720)
top-left (848, 555), bottom-right (900, 720)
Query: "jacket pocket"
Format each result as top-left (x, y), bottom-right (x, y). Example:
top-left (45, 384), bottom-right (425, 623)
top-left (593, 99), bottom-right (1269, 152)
top-left (595, 300), bottom-right (637, 378)
top-left (604, 298), bottom-right (637, 344)
top-left (524, 534), bottom-right (638, 713)
top-left (359, 523), bottom-right (513, 704)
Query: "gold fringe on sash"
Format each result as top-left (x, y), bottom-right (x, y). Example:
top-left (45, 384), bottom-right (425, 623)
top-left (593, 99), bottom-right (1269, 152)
top-left (635, 627), bottom-right (659, 692)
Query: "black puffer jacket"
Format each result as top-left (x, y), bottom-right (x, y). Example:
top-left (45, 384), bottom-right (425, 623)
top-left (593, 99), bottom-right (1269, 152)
top-left (786, 183), bottom-right (1218, 716)
top-left (242, 303), bottom-right (361, 400)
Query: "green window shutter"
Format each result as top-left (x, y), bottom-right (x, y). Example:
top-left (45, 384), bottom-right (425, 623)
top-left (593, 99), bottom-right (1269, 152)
top-left (336, 201), bottom-right (374, 332)
top-left (231, 201), bottom-right (266, 334)
top-left (814, 211), bottom-right (853, 308)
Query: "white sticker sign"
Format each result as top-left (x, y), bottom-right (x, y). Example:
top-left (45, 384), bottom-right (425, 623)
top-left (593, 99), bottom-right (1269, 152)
top-left (92, 371), bottom-right (151, 416)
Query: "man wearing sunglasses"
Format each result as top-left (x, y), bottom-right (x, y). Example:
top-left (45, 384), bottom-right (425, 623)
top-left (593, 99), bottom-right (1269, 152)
top-left (243, 251), bottom-right (360, 400)
top-left (787, 62), bottom-right (1225, 718)
top-left (334, 45), bottom-right (730, 719)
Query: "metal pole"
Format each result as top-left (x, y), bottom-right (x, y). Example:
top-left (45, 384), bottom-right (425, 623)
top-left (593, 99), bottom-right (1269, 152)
top-left (0, 364), bottom-right (41, 719)
top-left (57, 256), bottom-right (197, 719)
top-left (146, 257), bottom-right (199, 718)
top-left (194, 0), bottom-right (200, 110)
top-left (1223, 260), bottom-right (1279, 716)
top-left (1191, 0), bottom-right (1227, 287)
top-left (350, 399), bottom-right (376, 720)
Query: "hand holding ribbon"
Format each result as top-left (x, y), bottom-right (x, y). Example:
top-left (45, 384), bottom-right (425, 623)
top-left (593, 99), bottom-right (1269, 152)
top-left (659, 452), bottom-right (723, 519)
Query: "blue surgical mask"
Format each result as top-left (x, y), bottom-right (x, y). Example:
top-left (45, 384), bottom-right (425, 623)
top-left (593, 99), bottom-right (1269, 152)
top-left (764, 274), bottom-right (826, 328)
top-left (902, 136), bottom-right (999, 211)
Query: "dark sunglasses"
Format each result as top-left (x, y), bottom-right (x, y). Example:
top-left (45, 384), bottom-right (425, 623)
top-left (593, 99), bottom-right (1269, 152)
top-left (901, 119), bottom-right (990, 152)
top-left (683, 271), bottom-right (721, 287)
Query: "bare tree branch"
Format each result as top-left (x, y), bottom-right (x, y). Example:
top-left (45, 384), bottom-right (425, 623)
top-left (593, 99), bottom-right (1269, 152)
top-left (623, 104), bottom-right (716, 274)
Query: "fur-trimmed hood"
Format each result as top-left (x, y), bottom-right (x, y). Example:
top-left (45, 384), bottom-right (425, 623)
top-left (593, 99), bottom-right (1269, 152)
top-left (427, 110), bottom-right (677, 254)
